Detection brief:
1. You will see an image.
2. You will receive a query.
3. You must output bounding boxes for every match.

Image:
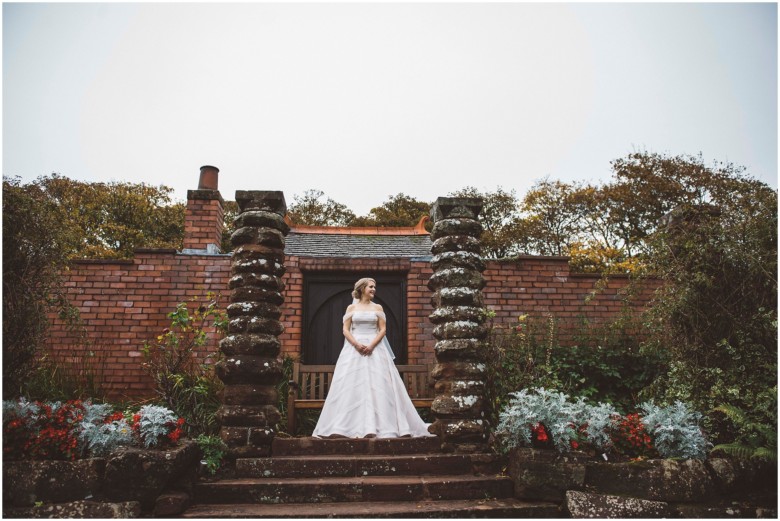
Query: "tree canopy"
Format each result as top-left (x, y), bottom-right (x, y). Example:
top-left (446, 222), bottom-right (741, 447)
top-left (350, 193), bottom-right (431, 228)
top-left (3, 178), bottom-right (72, 396)
top-left (286, 189), bottom-right (356, 227)
top-left (19, 174), bottom-right (185, 259)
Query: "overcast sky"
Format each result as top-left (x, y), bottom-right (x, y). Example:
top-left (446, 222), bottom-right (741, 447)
top-left (3, 3), bottom-right (777, 216)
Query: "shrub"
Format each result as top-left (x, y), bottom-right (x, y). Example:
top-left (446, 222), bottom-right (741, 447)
top-left (639, 191), bottom-right (777, 444)
top-left (24, 346), bottom-right (110, 403)
top-left (275, 355), bottom-right (296, 434)
top-left (131, 405), bottom-right (185, 448)
top-left (711, 400), bottom-right (777, 462)
top-left (484, 312), bottom-right (665, 428)
top-left (142, 294), bottom-right (227, 436)
top-left (639, 401), bottom-right (711, 459)
top-left (196, 434), bottom-right (227, 475)
top-left (3, 178), bottom-right (73, 397)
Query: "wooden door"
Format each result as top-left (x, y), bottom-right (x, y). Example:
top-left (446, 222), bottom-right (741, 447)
top-left (302, 273), bottom-right (407, 364)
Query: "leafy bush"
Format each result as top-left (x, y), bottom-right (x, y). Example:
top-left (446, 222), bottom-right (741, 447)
top-left (142, 294), bottom-right (227, 436)
top-left (711, 400), bottom-right (777, 462)
top-left (131, 405), bottom-right (184, 448)
top-left (639, 401), bottom-right (711, 459)
top-left (3, 178), bottom-right (73, 398)
top-left (275, 355), bottom-right (296, 434)
top-left (24, 346), bottom-right (110, 403)
top-left (196, 434), bottom-right (227, 475)
top-left (484, 312), bottom-right (664, 427)
top-left (639, 191), bottom-right (777, 445)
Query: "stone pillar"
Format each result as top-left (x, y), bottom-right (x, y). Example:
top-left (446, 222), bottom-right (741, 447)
top-left (216, 190), bottom-right (289, 458)
top-left (427, 197), bottom-right (489, 453)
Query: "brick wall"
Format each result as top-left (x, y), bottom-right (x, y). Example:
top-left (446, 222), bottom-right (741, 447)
top-left (47, 251), bottom-right (659, 400)
top-left (48, 250), bottom-right (231, 400)
top-left (483, 257), bottom-right (661, 345)
top-left (43, 171), bottom-right (660, 400)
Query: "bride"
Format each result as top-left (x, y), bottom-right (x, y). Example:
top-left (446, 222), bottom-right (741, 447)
top-left (312, 277), bottom-right (434, 438)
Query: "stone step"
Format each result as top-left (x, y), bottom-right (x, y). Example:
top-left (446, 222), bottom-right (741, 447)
top-left (181, 498), bottom-right (561, 518)
top-left (193, 474), bottom-right (514, 504)
top-left (271, 436), bottom-right (442, 456)
top-left (236, 453), bottom-right (502, 478)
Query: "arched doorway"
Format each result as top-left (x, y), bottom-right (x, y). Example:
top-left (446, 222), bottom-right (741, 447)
top-left (302, 272), bottom-right (407, 364)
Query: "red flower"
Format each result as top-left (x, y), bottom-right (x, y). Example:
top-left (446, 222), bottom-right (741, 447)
top-left (532, 423), bottom-right (549, 443)
top-left (104, 412), bottom-right (125, 424)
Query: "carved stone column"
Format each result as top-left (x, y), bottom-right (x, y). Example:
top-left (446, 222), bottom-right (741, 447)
top-left (216, 190), bottom-right (288, 458)
top-left (427, 197), bottom-right (488, 453)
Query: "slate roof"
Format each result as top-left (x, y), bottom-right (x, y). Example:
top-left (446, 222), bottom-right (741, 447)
top-left (284, 232), bottom-right (433, 258)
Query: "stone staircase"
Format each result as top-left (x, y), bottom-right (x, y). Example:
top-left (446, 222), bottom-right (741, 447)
top-left (181, 437), bottom-right (561, 518)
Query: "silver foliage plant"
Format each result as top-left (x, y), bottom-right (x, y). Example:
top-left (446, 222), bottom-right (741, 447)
top-left (136, 405), bottom-right (178, 448)
top-left (3, 397), bottom-right (40, 419)
top-left (80, 420), bottom-right (133, 456)
top-left (639, 401), bottom-right (712, 459)
top-left (79, 402), bottom-right (132, 456)
top-left (3, 399), bottom-right (182, 456)
top-left (496, 388), bottom-right (618, 453)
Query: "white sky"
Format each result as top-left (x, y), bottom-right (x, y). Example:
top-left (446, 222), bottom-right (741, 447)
top-left (3, 2), bottom-right (777, 216)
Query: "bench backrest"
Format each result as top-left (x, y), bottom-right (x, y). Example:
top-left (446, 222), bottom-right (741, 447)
top-left (290, 362), bottom-right (433, 401)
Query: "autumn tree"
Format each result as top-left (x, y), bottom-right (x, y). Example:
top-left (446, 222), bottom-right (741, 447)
top-left (3, 174), bottom-right (187, 396)
top-left (448, 187), bottom-right (524, 259)
top-left (2, 178), bottom-right (73, 397)
top-left (286, 189), bottom-right (356, 226)
top-left (37, 174), bottom-right (185, 259)
top-left (350, 193), bottom-right (431, 228)
top-left (515, 179), bottom-right (591, 256)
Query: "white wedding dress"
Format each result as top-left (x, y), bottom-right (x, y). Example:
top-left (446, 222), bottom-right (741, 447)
top-left (312, 310), bottom-right (434, 438)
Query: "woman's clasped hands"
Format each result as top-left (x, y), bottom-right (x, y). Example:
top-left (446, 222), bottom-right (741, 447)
top-left (354, 342), bottom-right (373, 356)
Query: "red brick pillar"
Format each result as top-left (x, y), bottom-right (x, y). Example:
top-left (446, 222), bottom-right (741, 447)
top-left (427, 197), bottom-right (489, 453)
top-left (216, 190), bottom-right (288, 458)
top-left (183, 166), bottom-right (224, 253)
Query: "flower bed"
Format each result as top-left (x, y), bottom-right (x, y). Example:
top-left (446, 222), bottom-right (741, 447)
top-left (497, 388), bottom-right (777, 517)
top-left (495, 387), bottom-right (710, 460)
top-left (3, 399), bottom-right (187, 461)
top-left (2, 399), bottom-right (199, 517)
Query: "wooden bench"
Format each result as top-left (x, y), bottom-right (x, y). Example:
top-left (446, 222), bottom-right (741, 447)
top-left (286, 362), bottom-right (434, 434)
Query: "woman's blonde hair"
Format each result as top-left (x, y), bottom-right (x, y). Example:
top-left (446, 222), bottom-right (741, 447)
top-left (352, 277), bottom-right (376, 300)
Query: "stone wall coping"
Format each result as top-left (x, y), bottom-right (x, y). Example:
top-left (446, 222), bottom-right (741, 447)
top-left (134, 248), bottom-right (179, 254)
top-left (490, 255), bottom-right (571, 263)
top-left (186, 189), bottom-right (224, 205)
top-left (68, 258), bottom-right (136, 265)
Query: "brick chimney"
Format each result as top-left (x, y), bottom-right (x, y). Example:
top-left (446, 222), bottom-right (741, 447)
top-left (183, 165), bottom-right (224, 254)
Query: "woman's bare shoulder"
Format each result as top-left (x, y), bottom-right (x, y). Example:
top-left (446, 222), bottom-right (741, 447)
top-left (346, 303), bottom-right (357, 312)
top-left (372, 303), bottom-right (384, 312)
